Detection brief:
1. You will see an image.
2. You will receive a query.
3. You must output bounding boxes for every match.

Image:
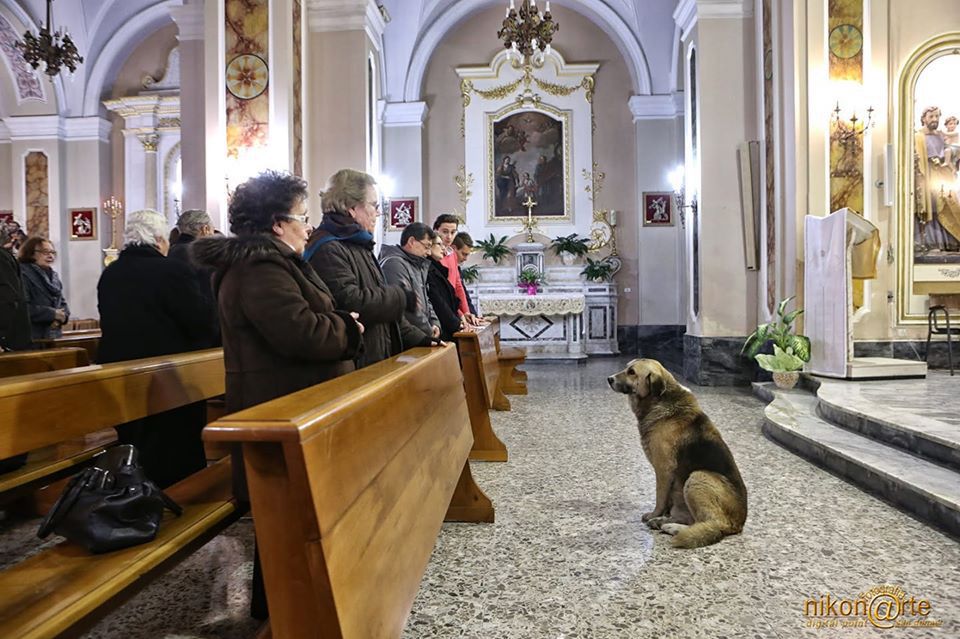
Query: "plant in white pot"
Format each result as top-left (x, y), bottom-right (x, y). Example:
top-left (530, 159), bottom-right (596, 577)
top-left (741, 296), bottom-right (811, 389)
top-left (550, 233), bottom-right (590, 265)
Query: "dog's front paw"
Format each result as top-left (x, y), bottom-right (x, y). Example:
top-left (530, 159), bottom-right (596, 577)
top-left (645, 516), bottom-right (669, 530)
top-left (641, 511), bottom-right (660, 522)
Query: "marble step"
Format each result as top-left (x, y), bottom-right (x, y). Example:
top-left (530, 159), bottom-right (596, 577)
top-left (815, 379), bottom-right (960, 473)
top-left (760, 388), bottom-right (960, 538)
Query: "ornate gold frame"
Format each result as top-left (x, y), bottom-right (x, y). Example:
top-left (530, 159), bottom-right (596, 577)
top-left (897, 32), bottom-right (960, 324)
top-left (486, 102), bottom-right (572, 224)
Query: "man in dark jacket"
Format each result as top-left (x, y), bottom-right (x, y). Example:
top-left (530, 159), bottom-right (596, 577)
top-left (168, 209), bottom-right (221, 345)
top-left (97, 210), bottom-right (216, 488)
top-left (305, 169), bottom-right (432, 368)
top-left (380, 222), bottom-right (440, 341)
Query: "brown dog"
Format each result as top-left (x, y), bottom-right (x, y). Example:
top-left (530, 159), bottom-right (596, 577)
top-left (607, 358), bottom-right (747, 548)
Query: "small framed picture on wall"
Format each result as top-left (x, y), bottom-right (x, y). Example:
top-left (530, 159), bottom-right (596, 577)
top-left (386, 197), bottom-right (418, 231)
top-left (0, 211), bottom-right (13, 226)
top-left (69, 208), bottom-right (97, 240)
top-left (642, 192), bottom-right (674, 227)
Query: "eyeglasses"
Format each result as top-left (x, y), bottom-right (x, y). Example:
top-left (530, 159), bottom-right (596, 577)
top-left (417, 239), bottom-right (434, 250)
top-left (365, 200), bottom-right (381, 212)
top-left (36, 249), bottom-right (57, 256)
top-left (283, 214), bottom-right (310, 225)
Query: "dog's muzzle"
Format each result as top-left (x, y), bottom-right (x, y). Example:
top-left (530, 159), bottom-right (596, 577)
top-left (607, 376), bottom-right (624, 392)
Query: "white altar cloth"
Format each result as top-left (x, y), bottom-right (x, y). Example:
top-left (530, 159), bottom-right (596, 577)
top-left (478, 293), bottom-right (586, 317)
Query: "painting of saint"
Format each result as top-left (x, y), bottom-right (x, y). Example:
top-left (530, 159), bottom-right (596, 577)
top-left (912, 54), bottom-right (960, 264)
top-left (492, 110), bottom-right (565, 218)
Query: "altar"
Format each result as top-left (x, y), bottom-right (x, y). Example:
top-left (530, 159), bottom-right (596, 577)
top-left (468, 266), bottom-right (619, 359)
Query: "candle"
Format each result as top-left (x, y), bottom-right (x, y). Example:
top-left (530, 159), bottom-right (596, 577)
top-left (546, 1), bottom-right (551, 11)
top-left (609, 209), bottom-right (617, 226)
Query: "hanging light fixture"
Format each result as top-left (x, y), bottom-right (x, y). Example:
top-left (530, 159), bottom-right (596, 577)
top-left (497, 0), bottom-right (558, 63)
top-left (15, 0), bottom-right (83, 77)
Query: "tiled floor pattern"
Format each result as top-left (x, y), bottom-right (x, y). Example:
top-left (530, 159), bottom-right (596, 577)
top-left (0, 356), bottom-right (956, 638)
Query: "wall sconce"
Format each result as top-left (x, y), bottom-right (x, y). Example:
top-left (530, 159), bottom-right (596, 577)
top-left (668, 166), bottom-right (696, 229)
top-left (831, 102), bottom-right (874, 144)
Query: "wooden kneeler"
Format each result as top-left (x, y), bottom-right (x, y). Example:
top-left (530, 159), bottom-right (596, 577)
top-left (455, 323), bottom-right (509, 461)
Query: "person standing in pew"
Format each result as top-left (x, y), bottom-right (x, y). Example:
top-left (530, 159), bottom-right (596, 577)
top-left (18, 237), bottom-right (69, 341)
top-left (304, 169), bottom-right (434, 368)
top-left (0, 225), bottom-right (32, 352)
top-left (453, 231), bottom-right (479, 316)
top-left (97, 210), bottom-right (217, 488)
top-left (168, 210), bottom-right (221, 346)
top-left (379, 222), bottom-right (441, 342)
top-left (427, 235), bottom-right (468, 342)
top-left (193, 169), bottom-right (365, 621)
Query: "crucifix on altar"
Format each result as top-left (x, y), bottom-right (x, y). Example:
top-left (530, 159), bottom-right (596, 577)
top-left (519, 195), bottom-right (540, 242)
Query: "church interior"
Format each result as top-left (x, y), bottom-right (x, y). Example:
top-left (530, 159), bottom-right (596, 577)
top-left (0, 0), bottom-right (959, 637)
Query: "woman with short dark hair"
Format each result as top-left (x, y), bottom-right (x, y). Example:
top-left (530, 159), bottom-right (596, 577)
top-left (18, 236), bottom-right (69, 340)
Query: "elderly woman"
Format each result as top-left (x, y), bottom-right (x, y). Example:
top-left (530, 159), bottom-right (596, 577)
top-left (97, 209), bottom-right (216, 488)
top-left (193, 169), bottom-right (363, 620)
top-left (304, 168), bottom-right (431, 368)
top-left (18, 237), bottom-right (69, 341)
top-left (169, 209), bottom-right (220, 344)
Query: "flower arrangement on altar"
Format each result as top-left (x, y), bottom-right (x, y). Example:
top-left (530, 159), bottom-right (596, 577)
top-left (517, 270), bottom-right (545, 295)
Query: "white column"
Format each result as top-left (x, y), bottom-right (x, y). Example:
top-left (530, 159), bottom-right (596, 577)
top-left (139, 133), bottom-right (160, 210)
top-left (628, 94), bottom-right (685, 326)
top-left (381, 101), bottom-right (427, 243)
top-left (170, 2), bottom-right (207, 211)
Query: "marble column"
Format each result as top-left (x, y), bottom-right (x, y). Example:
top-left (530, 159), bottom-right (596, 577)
top-left (139, 133), bottom-right (160, 210)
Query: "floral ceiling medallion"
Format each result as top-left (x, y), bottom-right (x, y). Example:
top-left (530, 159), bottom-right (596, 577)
top-left (226, 54), bottom-right (269, 100)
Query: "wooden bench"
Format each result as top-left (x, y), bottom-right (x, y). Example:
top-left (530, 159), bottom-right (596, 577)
top-left (62, 318), bottom-right (100, 332)
top-left (34, 330), bottom-right (101, 364)
top-left (493, 332), bottom-right (527, 395)
top-left (0, 349), bottom-right (240, 639)
top-left (204, 345), bottom-right (493, 639)
top-left (455, 322), bottom-right (509, 461)
top-left (0, 347), bottom-right (89, 378)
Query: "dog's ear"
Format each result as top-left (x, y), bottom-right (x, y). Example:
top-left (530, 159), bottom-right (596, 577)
top-left (646, 371), bottom-right (665, 398)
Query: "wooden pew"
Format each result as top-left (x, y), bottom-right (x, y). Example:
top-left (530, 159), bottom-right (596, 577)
top-left (493, 332), bottom-right (527, 395)
top-left (0, 347), bottom-right (89, 377)
top-left (34, 330), bottom-right (101, 364)
top-left (455, 322), bottom-right (509, 461)
top-left (204, 345), bottom-right (493, 639)
top-left (62, 318), bottom-right (100, 332)
top-left (0, 349), bottom-right (240, 639)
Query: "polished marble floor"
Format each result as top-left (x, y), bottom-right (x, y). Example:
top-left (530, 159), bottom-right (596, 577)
top-left (1, 357), bottom-right (957, 638)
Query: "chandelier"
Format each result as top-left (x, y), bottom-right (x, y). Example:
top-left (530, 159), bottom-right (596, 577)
top-left (15, 0), bottom-right (83, 77)
top-left (497, 0), bottom-right (558, 63)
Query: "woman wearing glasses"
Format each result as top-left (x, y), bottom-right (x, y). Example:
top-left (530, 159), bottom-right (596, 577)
top-left (18, 237), bottom-right (69, 340)
top-left (305, 168), bottom-right (433, 368)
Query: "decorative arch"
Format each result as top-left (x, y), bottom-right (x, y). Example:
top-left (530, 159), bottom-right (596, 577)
top-left (403, 0), bottom-right (653, 102)
top-left (81, 0), bottom-right (179, 116)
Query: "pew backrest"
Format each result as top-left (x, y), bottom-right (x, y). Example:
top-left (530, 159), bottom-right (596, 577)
top-left (203, 345), bottom-right (474, 639)
top-left (34, 331), bottom-right (101, 363)
top-left (0, 347), bottom-right (89, 379)
top-left (0, 348), bottom-right (224, 460)
top-left (454, 321), bottom-right (501, 408)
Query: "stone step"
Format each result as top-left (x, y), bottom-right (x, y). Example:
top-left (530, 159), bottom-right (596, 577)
top-left (759, 388), bottom-right (960, 538)
top-left (815, 378), bottom-right (960, 473)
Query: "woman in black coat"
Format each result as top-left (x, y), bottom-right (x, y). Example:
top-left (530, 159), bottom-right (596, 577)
top-left (426, 235), bottom-right (465, 341)
top-left (97, 209), bottom-right (216, 488)
top-left (18, 237), bottom-right (69, 341)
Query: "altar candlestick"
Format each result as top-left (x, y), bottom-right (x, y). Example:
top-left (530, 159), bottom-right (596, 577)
top-left (609, 209), bottom-right (617, 226)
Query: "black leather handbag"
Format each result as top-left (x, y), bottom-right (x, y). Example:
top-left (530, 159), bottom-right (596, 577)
top-left (37, 445), bottom-right (182, 554)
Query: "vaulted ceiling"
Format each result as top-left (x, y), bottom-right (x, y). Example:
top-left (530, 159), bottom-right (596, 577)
top-left (0, 0), bottom-right (679, 118)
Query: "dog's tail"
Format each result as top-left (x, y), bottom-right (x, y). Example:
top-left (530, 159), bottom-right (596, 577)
top-left (670, 521), bottom-right (725, 549)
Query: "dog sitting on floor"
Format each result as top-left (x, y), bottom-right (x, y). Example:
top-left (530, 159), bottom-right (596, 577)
top-left (607, 359), bottom-right (747, 548)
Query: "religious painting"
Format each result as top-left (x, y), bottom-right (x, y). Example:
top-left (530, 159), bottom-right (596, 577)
top-left (0, 211), bottom-right (12, 226)
top-left (69, 208), bottom-right (96, 240)
top-left (490, 109), bottom-right (566, 219)
top-left (642, 192), bottom-right (674, 227)
top-left (386, 197), bottom-right (418, 231)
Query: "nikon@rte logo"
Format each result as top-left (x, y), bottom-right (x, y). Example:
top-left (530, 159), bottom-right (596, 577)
top-left (803, 585), bottom-right (944, 630)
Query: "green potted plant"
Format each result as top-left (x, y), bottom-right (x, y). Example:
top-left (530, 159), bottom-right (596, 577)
top-left (517, 270), bottom-right (544, 295)
top-left (741, 296), bottom-right (811, 389)
top-left (550, 233), bottom-right (590, 265)
top-left (581, 257), bottom-right (614, 282)
top-left (460, 265), bottom-right (480, 285)
top-left (475, 234), bottom-right (513, 265)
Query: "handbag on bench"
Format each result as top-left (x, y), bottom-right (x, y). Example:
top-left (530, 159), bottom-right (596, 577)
top-left (37, 445), bottom-right (183, 554)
